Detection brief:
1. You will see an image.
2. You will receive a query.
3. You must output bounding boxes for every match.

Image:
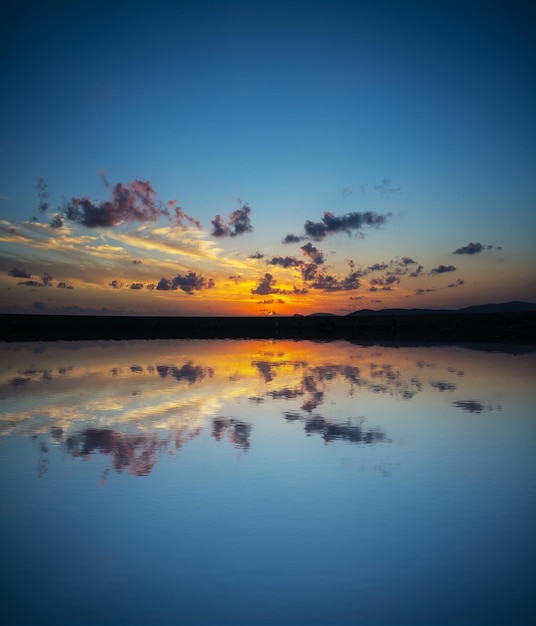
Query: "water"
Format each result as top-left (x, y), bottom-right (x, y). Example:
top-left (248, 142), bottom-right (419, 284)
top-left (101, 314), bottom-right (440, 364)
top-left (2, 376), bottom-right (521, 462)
top-left (1, 339), bottom-right (535, 626)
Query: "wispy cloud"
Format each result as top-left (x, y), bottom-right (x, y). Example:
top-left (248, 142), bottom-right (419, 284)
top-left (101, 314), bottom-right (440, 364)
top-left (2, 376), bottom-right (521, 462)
top-left (374, 179), bottom-right (401, 194)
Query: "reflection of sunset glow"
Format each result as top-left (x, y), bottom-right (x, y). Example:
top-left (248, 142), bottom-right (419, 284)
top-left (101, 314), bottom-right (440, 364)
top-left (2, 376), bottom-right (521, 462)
top-left (2, 339), bottom-right (535, 478)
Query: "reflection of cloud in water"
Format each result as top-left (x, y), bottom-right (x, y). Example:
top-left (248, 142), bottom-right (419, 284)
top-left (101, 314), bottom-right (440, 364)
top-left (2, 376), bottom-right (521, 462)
top-left (212, 418), bottom-right (252, 452)
top-left (284, 411), bottom-right (388, 446)
top-left (40, 416), bottom-right (252, 478)
top-left (430, 381), bottom-right (457, 392)
top-left (451, 400), bottom-right (497, 414)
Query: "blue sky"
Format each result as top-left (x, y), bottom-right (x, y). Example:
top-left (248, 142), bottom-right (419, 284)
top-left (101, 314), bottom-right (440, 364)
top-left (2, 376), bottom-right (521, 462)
top-left (1, 0), bottom-right (534, 315)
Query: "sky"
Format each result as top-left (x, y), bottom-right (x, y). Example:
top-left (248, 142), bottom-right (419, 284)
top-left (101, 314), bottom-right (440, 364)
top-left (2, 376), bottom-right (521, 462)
top-left (1, 0), bottom-right (535, 316)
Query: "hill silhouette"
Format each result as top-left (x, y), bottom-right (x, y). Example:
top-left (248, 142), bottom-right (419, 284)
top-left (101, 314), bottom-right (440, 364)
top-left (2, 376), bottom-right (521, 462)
top-left (1, 302), bottom-right (535, 343)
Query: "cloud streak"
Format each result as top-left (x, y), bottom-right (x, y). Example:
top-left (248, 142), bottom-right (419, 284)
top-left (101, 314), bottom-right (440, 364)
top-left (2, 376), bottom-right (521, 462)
top-left (452, 242), bottom-right (502, 255)
top-left (430, 264), bottom-right (456, 275)
top-left (300, 210), bottom-right (390, 241)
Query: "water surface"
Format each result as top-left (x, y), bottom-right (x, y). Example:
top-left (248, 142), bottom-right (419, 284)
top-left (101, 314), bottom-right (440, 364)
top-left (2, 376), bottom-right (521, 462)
top-left (1, 339), bottom-right (535, 625)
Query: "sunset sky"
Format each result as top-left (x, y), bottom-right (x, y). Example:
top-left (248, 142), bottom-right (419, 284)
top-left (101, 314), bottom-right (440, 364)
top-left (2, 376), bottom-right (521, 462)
top-left (1, 0), bottom-right (534, 316)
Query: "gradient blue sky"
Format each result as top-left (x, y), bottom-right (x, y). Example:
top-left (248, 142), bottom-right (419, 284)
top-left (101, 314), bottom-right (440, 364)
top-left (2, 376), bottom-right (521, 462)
top-left (1, 0), bottom-right (534, 316)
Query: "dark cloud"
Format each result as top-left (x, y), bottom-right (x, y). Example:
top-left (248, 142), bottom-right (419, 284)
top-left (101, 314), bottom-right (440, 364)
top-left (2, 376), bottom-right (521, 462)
top-left (300, 242), bottom-right (325, 264)
top-left (210, 215), bottom-right (228, 238)
top-left (398, 257), bottom-right (417, 266)
top-left (132, 259), bottom-right (142, 265)
top-left (304, 210), bottom-right (390, 241)
top-left (49, 214), bottom-right (64, 229)
top-left (282, 234), bottom-right (304, 244)
top-left (451, 400), bottom-right (486, 414)
top-left (310, 270), bottom-right (361, 292)
top-left (452, 242), bottom-right (484, 255)
top-left (370, 274), bottom-right (400, 289)
top-left (211, 205), bottom-right (252, 238)
top-left (60, 172), bottom-right (200, 229)
top-left (8, 267), bottom-right (32, 279)
top-left (430, 264), bottom-right (456, 275)
top-left (130, 283), bottom-right (144, 290)
top-left (109, 280), bottom-right (124, 289)
top-left (415, 287), bottom-right (437, 295)
top-left (14, 271), bottom-right (54, 288)
top-left (448, 279), bottom-right (465, 288)
top-left (367, 262), bottom-right (388, 273)
top-left (374, 179), bottom-right (401, 194)
top-left (409, 265), bottom-right (423, 277)
top-left (57, 282), bottom-right (74, 289)
top-left (248, 251), bottom-right (264, 259)
top-left (268, 255), bottom-right (303, 268)
top-left (156, 271), bottom-right (214, 293)
top-left (251, 273), bottom-right (278, 295)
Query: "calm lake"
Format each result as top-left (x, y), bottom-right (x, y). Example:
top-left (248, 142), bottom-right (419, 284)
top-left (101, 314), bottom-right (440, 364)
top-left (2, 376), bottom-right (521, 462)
top-left (1, 339), bottom-right (535, 626)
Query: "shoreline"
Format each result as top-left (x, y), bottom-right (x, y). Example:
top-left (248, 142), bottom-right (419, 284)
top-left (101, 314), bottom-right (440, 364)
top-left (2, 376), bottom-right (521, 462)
top-left (1, 311), bottom-right (535, 345)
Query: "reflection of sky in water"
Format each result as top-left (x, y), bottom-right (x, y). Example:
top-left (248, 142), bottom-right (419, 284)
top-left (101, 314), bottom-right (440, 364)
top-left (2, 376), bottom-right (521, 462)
top-left (1, 340), bottom-right (535, 625)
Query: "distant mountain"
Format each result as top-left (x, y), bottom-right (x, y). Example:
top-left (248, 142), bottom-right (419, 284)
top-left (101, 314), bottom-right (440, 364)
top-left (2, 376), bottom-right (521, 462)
top-left (347, 302), bottom-right (536, 317)
top-left (346, 307), bottom-right (450, 317)
top-left (458, 301), bottom-right (536, 313)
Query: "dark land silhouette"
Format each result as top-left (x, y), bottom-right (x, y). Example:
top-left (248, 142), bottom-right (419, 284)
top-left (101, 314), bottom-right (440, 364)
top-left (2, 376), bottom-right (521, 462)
top-left (1, 302), bottom-right (535, 344)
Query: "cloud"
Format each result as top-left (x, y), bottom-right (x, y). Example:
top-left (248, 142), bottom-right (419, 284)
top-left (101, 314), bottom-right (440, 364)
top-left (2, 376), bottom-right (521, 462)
top-left (268, 255), bottom-right (303, 268)
top-left (409, 265), bottom-right (423, 277)
top-left (156, 271), bottom-right (214, 293)
top-left (282, 234), bottom-right (303, 244)
top-left (448, 279), bottom-right (465, 288)
top-left (309, 269), bottom-right (361, 292)
top-left (11, 270), bottom-right (54, 288)
top-left (367, 262), bottom-right (388, 273)
top-left (49, 214), bottom-right (64, 229)
top-left (36, 177), bottom-right (49, 213)
top-left (430, 264), bottom-right (456, 275)
top-left (109, 280), bottom-right (124, 289)
top-left (251, 273), bottom-right (278, 295)
top-left (130, 283), bottom-right (144, 290)
top-left (303, 210), bottom-right (390, 241)
top-left (452, 242), bottom-right (484, 255)
top-left (59, 173), bottom-right (201, 230)
top-left (211, 205), bottom-right (253, 238)
top-left (300, 242), bottom-right (325, 264)
top-left (452, 242), bottom-right (501, 255)
top-left (370, 274), bottom-right (400, 289)
top-left (8, 267), bottom-right (32, 279)
top-left (397, 257), bottom-right (417, 266)
top-left (374, 179), bottom-right (401, 194)
top-left (248, 251), bottom-right (264, 259)
top-left (57, 282), bottom-right (74, 289)
top-left (415, 287), bottom-right (437, 295)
